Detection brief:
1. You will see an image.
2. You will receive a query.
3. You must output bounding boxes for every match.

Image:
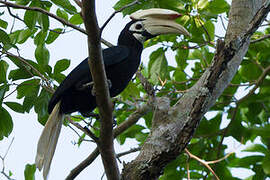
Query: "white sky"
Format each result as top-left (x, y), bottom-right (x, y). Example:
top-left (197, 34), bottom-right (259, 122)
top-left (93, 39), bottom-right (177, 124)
top-left (0, 0), bottom-right (261, 179)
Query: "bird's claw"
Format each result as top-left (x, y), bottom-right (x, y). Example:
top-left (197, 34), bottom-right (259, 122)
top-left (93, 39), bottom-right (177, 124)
top-left (80, 79), bottom-right (112, 96)
top-left (91, 79), bottom-right (112, 96)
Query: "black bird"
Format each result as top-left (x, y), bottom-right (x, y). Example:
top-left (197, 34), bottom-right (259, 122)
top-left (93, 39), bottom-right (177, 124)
top-left (35, 8), bottom-right (190, 179)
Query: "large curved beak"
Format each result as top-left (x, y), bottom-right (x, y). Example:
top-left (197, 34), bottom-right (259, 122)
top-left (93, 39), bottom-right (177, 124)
top-left (130, 8), bottom-right (190, 37)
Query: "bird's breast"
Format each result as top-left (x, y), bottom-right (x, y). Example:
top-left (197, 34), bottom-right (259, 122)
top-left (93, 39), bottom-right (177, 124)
top-left (106, 57), bottom-right (140, 97)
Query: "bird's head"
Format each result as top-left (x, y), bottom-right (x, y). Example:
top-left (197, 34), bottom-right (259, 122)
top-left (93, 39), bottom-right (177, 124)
top-left (120, 8), bottom-right (190, 44)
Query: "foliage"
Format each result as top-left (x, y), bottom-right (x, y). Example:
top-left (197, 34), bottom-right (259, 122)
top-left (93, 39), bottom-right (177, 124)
top-left (0, 0), bottom-right (269, 179)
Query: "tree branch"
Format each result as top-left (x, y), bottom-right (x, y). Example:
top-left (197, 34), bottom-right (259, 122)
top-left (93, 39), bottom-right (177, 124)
top-left (0, 0), bottom-right (113, 47)
top-left (237, 65), bottom-right (270, 104)
top-left (68, 117), bottom-right (99, 143)
top-left (251, 34), bottom-right (270, 43)
top-left (81, 0), bottom-right (119, 179)
top-left (185, 148), bottom-right (235, 179)
top-left (0, 50), bottom-right (54, 93)
top-left (116, 147), bottom-right (141, 159)
top-left (185, 149), bottom-right (220, 180)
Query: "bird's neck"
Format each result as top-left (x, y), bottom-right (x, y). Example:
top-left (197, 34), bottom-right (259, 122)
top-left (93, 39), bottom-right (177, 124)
top-left (117, 31), bottom-right (143, 52)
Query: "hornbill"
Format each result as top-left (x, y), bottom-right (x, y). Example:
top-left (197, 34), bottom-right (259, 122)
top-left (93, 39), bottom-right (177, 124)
top-left (35, 8), bottom-right (190, 179)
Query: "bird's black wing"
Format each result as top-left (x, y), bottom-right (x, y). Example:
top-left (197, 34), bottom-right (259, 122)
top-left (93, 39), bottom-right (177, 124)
top-left (103, 46), bottom-right (130, 66)
top-left (48, 46), bottom-right (130, 113)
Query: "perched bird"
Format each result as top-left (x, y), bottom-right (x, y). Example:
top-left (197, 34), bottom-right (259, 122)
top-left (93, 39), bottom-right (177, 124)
top-left (35, 8), bottom-right (190, 179)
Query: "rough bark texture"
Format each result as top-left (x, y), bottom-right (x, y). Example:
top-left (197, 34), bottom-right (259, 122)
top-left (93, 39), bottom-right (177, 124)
top-left (121, 1), bottom-right (269, 179)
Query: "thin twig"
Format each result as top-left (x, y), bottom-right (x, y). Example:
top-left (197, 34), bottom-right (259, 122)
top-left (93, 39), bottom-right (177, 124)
top-left (136, 71), bottom-right (155, 97)
top-left (0, 137), bottom-right (15, 180)
top-left (1, 50), bottom-right (54, 93)
top-left (186, 155), bottom-right (190, 180)
top-left (216, 105), bottom-right (238, 158)
top-left (237, 65), bottom-right (270, 104)
top-left (68, 117), bottom-right (99, 143)
top-left (251, 34), bottom-right (270, 43)
top-left (219, 15), bottom-right (227, 31)
top-left (0, 0), bottom-right (113, 47)
top-left (185, 148), bottom-right (220, 180)
top-left (100, 0), bottom-right (140, 32)
top-left (196, 15), bottom-right (211, 42)
top-left (116, 147), bottom-right (141, 158)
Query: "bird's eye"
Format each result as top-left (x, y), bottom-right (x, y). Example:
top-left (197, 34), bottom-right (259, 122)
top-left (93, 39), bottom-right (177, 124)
top-left (135, 24), bottom-right (143, 30)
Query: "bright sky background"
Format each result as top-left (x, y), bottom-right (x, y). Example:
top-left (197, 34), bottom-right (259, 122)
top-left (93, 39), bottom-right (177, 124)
top-left (0, 0), bottom-right (260, 179)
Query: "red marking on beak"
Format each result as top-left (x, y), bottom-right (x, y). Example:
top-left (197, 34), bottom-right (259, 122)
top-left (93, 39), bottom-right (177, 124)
top-left (169, 13), bottom-right (182, 19)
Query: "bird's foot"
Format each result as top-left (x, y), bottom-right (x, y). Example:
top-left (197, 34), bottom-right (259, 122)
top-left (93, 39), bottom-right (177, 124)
top-left (91, 86), bottom-right (96, 96)
top-left (77, 81), bottom-right (94, 91)
top-left (81, 111), bottom-right (99, 119)
top-left (107, 79), bottom-right (112, 88)
top-left (113, 116), bottom-right (117, 127)
top-left (91, 79), bottom-right (112, 96)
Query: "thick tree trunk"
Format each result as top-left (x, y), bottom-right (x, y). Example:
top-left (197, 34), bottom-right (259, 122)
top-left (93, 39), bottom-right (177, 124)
top-left (121, 1), bottom-right (269, 179)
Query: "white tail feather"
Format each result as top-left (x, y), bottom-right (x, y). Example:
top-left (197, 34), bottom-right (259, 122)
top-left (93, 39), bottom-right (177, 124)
top-left (35, 101), bottom-right (64, 180)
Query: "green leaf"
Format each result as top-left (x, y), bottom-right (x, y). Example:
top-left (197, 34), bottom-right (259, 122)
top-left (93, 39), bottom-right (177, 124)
top-left (4, 102), bottom-right (24, 113)
top-left (35, 44), bottom-right (50, 68)
top-left (54, 59), bottom-right (70, 74)
top-left (239, 61), bottom-right (262, 81)
top-left (77, 133), bottom-right (86, 147)
top-left (189, 49), bottom-right (202, 60)
top-left (262, 154), bottom-right (270, 175)
top-left (53, 73), bottom-right (66, 83)
top-left (16, 0), bottom-right (31, 5)
top-left (204, 20), bottom-right (215, 41)
top-left (17, 79), bottom-right (40, 99)
top-left (175, 47), bottom-right (188, 69)
top-left (173, 70), bottom-right (186, 82)
top-left (0, 107), bottom-right (13, 140)
top-left (56, 8), bottom-right (68, 20)
top-left (69, 14), bottom-right (83, 25)
top-left (34, 30), bottom-right (48, 45)
top-left (9, 170), bottom-right (13, 177)
top-left (51, 0), bottom-right (77, 14)
top-left (120, 81), bottom-right (140, 100)
top-left (9, 30), bottom-right (22, 44)
top-left (229, 155), bottom-right (264, 168)
top-left (0, 84), bottom-right (9, 105)
top-left (198, 0), bottom-right (209, 10)
top-left (249, 125), bottom-right (270, 138)
top-left (0, 29), bottom-right (11, 45)
top-left (37, 13), bottom-right (49, 32)
top-left (208, 0), bottom-right (230, 14)
top-left (22, 86), bottom-right (40, 113)
top-left (148, 48), bottom-right (168, 84)
top-left (18, 28), bottom-right (38, 44)
top-left (114, 0), bottom-right (154, 16)
top-left (0, 19), bottom-right (8, 29)
top-left (24, 164), bottom-right (36, 180)
top-left (45, 28), bottom-right (62, 44)
top-left (157, 0), bottom-right (184, 11)
top-left (124, 125), bottom-right (145, 138)
top-left (0, 60), bottom-right (9, 83)
top-left (118, 124), bottom-right (145, 144)
top-left (24, 10), bottom-right (37, 29)
top-left (243, 144), bottom-right (268, 155)
top-left (34, 89), bottom-right (50, 123)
